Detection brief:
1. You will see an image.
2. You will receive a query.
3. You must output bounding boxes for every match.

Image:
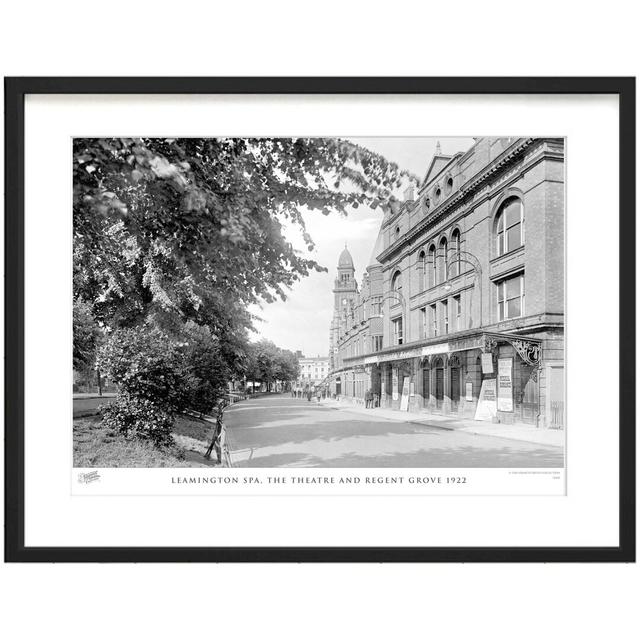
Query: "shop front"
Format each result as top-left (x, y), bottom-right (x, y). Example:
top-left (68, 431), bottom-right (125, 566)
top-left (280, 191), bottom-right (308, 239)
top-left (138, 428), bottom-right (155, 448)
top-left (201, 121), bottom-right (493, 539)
top-left (370, 331), bottom-right (552, 426)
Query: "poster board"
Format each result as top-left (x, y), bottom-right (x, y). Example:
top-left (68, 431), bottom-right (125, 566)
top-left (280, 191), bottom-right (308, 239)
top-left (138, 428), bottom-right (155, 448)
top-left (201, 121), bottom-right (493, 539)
top-left (465, 381), bottom-right (473, 401)
top-left (497, 358), bottom-right (513, 412)
top-left (392, 369), bottom-right (399, 401)
top-left (481, 353), bottom-right (494, 374)
top-left (474, 378), bottom-right (497, 421)
top-left (400, 377), bottom-right (410, 411)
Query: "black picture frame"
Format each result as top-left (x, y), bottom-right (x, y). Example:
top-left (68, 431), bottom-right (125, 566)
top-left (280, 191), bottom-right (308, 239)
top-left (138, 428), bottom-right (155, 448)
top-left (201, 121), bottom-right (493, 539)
top-left (4, 77), bottom-right (636, 563)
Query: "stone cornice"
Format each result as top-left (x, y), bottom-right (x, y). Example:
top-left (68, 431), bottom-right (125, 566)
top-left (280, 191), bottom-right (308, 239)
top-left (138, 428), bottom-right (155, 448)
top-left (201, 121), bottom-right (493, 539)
top-left (377, 137), bottom-right (542, 263)
top-left (339, 314), bottom-right (563, 366)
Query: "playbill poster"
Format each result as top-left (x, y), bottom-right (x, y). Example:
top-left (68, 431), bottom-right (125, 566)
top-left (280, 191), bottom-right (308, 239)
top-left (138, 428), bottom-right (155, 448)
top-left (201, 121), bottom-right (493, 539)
top-left (72, 136), bottom-right (566, 496)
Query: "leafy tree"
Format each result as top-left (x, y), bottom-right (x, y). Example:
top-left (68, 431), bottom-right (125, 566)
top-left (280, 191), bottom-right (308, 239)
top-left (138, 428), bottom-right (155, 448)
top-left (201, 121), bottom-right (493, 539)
top-left (73, 298), bottom-right (103, 374)
top-left (73, 137), bottom-right (412, 331)
top-left (98, 326), bottom-right (187, 443)
top-left (244, 340), bottom-right (300, 391)
top-left (74, 137), bottom-right (412, 438)
top-left (180, 321), bottom-right (244, 415)
top-left (274, 348), bottom-right (300, 386)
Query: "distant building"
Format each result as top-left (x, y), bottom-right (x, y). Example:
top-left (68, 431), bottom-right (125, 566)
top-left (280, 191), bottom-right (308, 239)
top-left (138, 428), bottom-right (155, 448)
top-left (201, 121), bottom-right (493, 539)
top-left (329, 137), bottom-right (565, 429)
top-left (296, 354), bottom-right (330, 390)
top-left (328, 240), bottom-right (385, 402)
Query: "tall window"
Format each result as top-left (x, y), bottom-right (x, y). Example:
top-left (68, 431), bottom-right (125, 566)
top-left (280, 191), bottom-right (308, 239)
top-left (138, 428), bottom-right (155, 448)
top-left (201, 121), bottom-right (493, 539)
top-left (496, 197), bottom-right (524, 256)
top-left (420, 307), bottom-right (427, 339)
top-left (391, 271), bottom-right (402, 303)
top-left (454, 295), bottom-right (462, 331)
top-left (417, 251), bottom-right (426, 292)
top-left (392, 317), bottom-right (403, 345)
top-left (428, 244), bottom-right (436, 288)
top-left (430, 304), bottom-right (438, 337)
top-left (497, 273), bottom-right (525, 320)
top-left (437, 237), bottom-right (448, 284)
top-left (450, 229), bottom-right (461, 277)
top-left (395, 226), bottom-right (400, 241)
top-left (442, 300), bottom-right (449, 335)
top-left (372, 335), bottom-right (383, 352)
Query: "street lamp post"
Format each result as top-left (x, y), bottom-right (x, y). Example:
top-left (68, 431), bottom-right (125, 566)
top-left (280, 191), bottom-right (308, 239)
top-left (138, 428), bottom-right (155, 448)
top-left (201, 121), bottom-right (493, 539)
top-left (377, 290), bottom-right (407, 345)
top-left (442, 249), bottom-right (483, 329)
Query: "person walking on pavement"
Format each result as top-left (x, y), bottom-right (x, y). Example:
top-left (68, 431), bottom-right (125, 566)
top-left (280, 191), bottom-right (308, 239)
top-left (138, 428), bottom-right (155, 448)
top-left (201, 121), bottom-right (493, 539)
top-left (316, 388), bottom-right (321, 403)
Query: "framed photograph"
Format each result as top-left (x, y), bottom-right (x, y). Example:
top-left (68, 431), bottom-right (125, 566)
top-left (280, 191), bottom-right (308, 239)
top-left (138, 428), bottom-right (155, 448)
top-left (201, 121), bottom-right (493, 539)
top-left (4, 77), bottom-right (635, 562)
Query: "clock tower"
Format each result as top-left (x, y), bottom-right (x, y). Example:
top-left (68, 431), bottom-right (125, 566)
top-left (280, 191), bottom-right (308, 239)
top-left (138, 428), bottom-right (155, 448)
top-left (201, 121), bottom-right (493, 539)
top-left (329, 244), bottom-right (358, 374)
top-left (333, 244), bottom-right (358, 310)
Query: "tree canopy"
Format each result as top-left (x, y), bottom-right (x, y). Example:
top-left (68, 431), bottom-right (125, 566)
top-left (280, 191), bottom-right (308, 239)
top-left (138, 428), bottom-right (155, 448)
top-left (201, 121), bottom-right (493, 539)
top-left (244, 339), bottom-right (300, 390)
top-left (73, 137), bottom-right (411, 424)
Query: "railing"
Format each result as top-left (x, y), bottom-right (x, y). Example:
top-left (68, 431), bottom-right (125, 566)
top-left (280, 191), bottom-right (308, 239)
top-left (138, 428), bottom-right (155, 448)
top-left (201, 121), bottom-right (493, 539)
top-left (223, 392), bottom-right (247, 404)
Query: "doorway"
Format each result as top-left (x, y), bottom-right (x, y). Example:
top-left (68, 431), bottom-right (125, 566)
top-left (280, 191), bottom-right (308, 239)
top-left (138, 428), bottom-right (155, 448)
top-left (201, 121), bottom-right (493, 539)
top-left (450, 356), bottom-right (461, 412)
top-left (422, 365), bottom-right (430, 408)
top-left (434, 357), bottom-right (444, 410)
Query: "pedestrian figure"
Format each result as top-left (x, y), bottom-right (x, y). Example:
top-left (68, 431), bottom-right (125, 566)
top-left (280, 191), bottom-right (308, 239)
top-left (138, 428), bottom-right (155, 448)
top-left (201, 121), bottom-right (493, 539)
top-left (316, 388), bottom-right (321, 403)
top-left (307, 389), bottom-right (312, 401)
top-left (205, 398), bottom-right (228, 464)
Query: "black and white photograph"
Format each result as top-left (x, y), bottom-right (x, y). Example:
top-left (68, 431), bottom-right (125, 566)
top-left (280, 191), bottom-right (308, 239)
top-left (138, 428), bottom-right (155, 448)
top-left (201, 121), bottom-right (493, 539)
top-left (73, 136), bottom-right (565, 472)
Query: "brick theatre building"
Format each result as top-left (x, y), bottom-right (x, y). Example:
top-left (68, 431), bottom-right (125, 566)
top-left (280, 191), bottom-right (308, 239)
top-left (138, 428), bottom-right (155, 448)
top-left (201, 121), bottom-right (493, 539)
top-left (330, 137), bottom-right (565, 428)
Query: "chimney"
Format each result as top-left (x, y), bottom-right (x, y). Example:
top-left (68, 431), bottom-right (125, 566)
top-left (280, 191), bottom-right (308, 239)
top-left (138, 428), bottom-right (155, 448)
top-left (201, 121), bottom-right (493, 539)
top-left (403, 186), bottom-right (415, 202)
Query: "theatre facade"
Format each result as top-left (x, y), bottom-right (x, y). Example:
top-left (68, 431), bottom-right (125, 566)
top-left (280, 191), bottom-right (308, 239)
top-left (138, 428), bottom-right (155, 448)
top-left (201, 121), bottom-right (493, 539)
top-left (330, 137), bottom-right (565, 429)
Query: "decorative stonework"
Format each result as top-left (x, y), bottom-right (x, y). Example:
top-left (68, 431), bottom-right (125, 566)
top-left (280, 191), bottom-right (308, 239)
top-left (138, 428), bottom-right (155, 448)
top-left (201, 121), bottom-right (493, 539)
top-left (511, 339), bottom-right (541, 366)
top-left (481, 336), bottom-right (498, 354)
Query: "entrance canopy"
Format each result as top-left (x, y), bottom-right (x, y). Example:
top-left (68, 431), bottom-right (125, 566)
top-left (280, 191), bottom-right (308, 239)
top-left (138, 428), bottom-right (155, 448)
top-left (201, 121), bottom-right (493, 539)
top-left (342, 330), bottom-right (542, 370)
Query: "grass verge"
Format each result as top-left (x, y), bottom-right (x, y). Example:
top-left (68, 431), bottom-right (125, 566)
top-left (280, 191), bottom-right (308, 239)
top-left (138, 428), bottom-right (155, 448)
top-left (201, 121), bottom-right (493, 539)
top-left (73, 414), bottom-right (219, 468)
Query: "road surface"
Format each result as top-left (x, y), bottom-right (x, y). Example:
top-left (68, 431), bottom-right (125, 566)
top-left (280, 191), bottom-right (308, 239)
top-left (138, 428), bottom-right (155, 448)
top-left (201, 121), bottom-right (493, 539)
top-left (225, 394), bottom-right (564, 468)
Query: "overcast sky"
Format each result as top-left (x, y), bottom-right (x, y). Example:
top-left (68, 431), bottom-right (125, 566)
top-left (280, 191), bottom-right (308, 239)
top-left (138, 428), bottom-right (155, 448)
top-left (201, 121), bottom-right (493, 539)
top-left (249, 137), bottom-right (474, 356)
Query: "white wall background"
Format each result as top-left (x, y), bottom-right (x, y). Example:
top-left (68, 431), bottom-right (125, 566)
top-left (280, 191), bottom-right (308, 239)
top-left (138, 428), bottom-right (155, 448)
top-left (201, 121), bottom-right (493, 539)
top-left (1, 2), bottom-right (638, 640)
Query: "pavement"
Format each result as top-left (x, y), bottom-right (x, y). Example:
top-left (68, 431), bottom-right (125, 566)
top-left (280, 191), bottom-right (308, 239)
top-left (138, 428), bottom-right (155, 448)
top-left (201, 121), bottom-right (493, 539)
top-left (322, 398), bottom-right (565, 447)
top-left (225, 394), bottom-right (564, 468)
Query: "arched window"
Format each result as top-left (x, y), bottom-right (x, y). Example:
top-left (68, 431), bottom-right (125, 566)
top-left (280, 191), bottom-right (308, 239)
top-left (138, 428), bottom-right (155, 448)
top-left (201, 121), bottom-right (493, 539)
top-left (445, 176), bottom-right (454, 195)
top-left (450, 228), bottom-right (461, 277)
top-left (427, 244), bottom-right (436, 288)
top-left (496, 197), bottom-right (524, 256)
top-left (437, 237), bottom-right (448, 284)
top-left (417, 251), bottom-right (426, 292)
top-left (391, 270), bottom-right (402, 295)
top-left (395, 226), bottom-right (401, 241)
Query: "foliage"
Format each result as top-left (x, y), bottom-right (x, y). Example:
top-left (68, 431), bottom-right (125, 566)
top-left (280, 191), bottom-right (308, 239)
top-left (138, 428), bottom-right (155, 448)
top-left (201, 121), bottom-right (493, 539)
top-left (73, 137), bottom-right (412, 331)
top-left (74, 137), bottom-right (411, 440)
top-left (97, 327), bottom-right (187, 442)
top-left (97, 326), bottom-right (187, 408)
top-left (180, 321), bottom-right (241, 415)
top-left (101, 396), bottom-right (176, 446)
top-left (245, 339), bottom-right (300, 389)
top-left (73, 299), bottom-right (102, 371)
